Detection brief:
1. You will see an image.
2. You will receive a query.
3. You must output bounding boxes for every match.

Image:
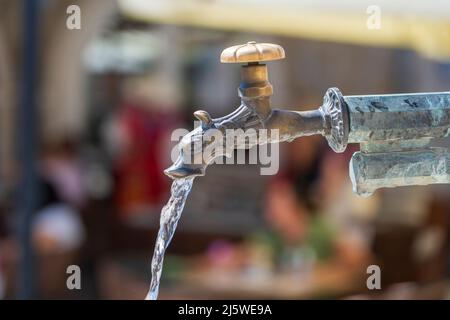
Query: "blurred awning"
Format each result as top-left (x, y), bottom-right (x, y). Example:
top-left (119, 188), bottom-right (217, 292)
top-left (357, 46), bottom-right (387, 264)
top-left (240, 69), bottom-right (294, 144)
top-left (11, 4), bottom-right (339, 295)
top-left (118, 0), bottom-right (450, 61)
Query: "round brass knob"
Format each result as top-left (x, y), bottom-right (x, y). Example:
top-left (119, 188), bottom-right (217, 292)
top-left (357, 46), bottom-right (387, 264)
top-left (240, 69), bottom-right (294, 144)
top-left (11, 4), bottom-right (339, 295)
top-left (220, 41), bottom-right (285, 64)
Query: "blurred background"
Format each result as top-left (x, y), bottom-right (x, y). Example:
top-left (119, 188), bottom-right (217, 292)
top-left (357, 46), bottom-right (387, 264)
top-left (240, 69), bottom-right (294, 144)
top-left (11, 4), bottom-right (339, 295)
top-left (1, 0), bottom-right (450, 299)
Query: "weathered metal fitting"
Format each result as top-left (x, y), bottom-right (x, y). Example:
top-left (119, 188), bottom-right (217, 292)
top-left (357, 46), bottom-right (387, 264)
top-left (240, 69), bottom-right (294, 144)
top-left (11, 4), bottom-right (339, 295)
top-left (345, 92), bottom-right (450, 143)
top-left (359, 138), bottom-right (432, 153)
top-left (350, 148), bottom-right (450, 197)
top-left (220, 42), bottom-right (285, 64)
top-left (320, 87), bottom-right (349, 153)
top-left (240, 64), bottom-right (268, 82)
top-left (238, 64), bottom-right (273, 98)
top-left (238, 84), bottom-right (273, 99)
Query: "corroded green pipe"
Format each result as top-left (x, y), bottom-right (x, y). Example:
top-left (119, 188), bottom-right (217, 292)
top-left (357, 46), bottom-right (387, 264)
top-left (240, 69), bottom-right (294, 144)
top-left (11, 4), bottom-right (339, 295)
top-left (166, 84), bottom-right (450, 196)
top-left (341, 91), bottom-right (450, 196)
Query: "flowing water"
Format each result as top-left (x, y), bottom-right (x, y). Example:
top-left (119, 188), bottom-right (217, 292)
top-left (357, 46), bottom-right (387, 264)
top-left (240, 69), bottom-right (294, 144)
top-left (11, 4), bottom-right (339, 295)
top-left (145, 177), bottom-right (194, 300)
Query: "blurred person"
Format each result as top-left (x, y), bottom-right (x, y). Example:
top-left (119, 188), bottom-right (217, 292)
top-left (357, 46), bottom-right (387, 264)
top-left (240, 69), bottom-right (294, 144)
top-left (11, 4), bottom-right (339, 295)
top-left (107, 72), bottom-right (182, 224)
top-left (317, 146), bottom-right (378, 268)
top-left (19, 141), bottom-right (89, 298)
top-left (247, 136), bottom-right (370, 276)
top-left (31, 176), bottom-right (86, 299)
top-left (40, 140), bottom-right (88, 209)
top-left (201, 134), bottom-right (372, 283)
top-left (0, 170), bottom-right (87, 299)
top-left (320, 145), bottom-right (449, 294)
top-left (411, 195), bottom-right (449, 284)
top-left (256, 137), bottom-right (335, 271)
top-left (32, 178), bottom-right (85, 255)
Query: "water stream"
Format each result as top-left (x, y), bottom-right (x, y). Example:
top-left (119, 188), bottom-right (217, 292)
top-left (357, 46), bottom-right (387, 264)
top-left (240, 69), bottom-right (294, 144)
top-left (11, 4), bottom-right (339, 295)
top-left (145, 177), bottom-right (194, 300)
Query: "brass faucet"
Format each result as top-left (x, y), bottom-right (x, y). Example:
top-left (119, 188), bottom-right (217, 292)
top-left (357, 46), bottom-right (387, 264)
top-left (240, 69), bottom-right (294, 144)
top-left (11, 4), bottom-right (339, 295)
top-left (165, 42), bottom-right (450, 196)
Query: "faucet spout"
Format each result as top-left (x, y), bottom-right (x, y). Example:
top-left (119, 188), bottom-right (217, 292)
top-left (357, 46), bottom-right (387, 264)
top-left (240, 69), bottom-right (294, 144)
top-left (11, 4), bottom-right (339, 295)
top-left (165, 41), bottom-right (450, 195)
top-left (164, 87), bottom-right (349, 179)
top-left (164, 157), bottom-right (206, 179)
top-left (164, 102), bottom-right (268, 179)
top-left (165, 42), bottom-right (349, 179)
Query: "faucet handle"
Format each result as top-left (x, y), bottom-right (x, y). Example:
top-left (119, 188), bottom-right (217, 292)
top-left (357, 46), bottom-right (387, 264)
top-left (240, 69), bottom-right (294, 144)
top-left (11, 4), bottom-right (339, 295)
top-left (220, 41), bottom-right (285, 64)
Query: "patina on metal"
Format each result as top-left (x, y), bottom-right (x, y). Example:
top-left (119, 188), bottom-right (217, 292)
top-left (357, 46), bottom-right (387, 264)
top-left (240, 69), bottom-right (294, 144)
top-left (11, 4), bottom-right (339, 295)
top-left (166, 42), bottom-right (450, 196)
top-left (345, 92), bottom-right (450, 195)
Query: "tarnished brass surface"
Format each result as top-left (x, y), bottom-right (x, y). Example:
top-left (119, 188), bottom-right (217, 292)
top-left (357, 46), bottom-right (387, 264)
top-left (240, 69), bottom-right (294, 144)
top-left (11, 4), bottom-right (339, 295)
top-left (166, 41), bottom-right (450, 196)
top-left (220, 41), bottom-right (285, 64)
top-left (239, 64), bottom-right (273, 99)
top-left (166, 42), bottom-right (333, 179)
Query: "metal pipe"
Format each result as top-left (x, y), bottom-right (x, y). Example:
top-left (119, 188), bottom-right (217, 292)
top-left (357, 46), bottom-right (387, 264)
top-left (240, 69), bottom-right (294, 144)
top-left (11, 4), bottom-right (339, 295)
top-left (17, 0), bottom-right (39, 299)
top-left (165, 41), bottom-right (450, 196)
top-left (345, 92), bottom-right (450, 143)
top-left (350, 148), bottom-right (450, 196)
